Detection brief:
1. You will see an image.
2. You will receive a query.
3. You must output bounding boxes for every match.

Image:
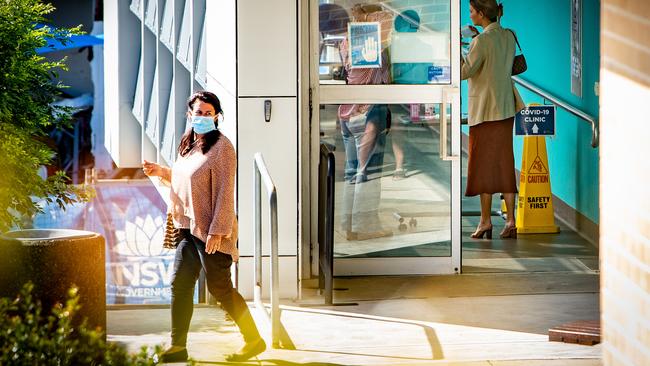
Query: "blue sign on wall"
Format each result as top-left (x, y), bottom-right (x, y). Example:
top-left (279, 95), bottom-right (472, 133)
top-left (348, 22), bottom-right (382, 69)
top-left (515, 105), bottom-right (556, 136)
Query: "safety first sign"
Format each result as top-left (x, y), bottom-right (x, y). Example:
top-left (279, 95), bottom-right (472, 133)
top-left (515, 134), bottom-right (560, 234)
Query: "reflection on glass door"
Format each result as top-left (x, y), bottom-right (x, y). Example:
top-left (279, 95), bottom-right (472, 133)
top-left (313, 0), bottom-right (461, 275)
top-left (320, 103), bottom-right (452, 259)
top-left (318, 1), bottom-right (451, 85)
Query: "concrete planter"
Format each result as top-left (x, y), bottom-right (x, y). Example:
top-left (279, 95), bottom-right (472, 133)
top-left (0, 229), bottom-right (106, 331)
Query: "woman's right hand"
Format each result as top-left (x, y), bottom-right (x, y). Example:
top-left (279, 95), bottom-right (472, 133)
top-left (142, 160), bottom-right (163, 177)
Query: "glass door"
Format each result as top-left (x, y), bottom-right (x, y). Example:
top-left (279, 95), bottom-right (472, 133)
top-left (311, 0), bottom-right (461, 275)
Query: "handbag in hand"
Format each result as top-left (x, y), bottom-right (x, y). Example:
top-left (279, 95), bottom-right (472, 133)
top-left (163, 212), bottom-right (183, 249)
top-left (508, 29), bottom-right (527, 75)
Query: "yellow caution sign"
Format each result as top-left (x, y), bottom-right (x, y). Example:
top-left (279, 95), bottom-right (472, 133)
top-left (516, 135), bottom-right (560, 234)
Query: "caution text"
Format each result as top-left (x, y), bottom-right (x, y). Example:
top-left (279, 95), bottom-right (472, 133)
top-left (527, 174), bottom-right (549, 183)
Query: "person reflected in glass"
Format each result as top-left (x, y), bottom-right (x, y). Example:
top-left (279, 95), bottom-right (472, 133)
top-left (142, 91), bottom-right (265, 362)
top-left (389, 9), bottom-right (430, 180)
top-left (319, 3), bottom-right (350, 81)
top-left (461, 0), bottom-right (525, 239)
top-left (338, 3), bottom-right (394, 241)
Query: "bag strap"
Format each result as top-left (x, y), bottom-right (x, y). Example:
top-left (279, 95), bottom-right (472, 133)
top-left (507, 29), bottom-right (523, 53)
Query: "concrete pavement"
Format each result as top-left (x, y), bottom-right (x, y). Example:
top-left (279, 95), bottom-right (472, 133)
top-left (108, 269), bottom-right (601, 365)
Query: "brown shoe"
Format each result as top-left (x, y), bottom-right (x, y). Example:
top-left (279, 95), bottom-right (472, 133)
top-left (500, 225), bottom-right (517, 239)
top-left (470, 225), bottom-right (493, 239)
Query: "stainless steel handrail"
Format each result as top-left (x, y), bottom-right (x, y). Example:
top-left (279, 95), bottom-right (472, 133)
top-left (512, 75), bottom-right (599, 148)
top-left (253, 153), bottom-right (280, 348)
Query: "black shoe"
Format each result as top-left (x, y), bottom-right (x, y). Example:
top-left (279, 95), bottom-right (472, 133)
top-left (160, 347), bottom-right (188, 363)
top-left (225, 338), bottom-right (266, 362)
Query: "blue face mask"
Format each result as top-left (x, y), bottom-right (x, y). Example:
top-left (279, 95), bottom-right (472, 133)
top-left (191, 116), bottom-right (217, 134)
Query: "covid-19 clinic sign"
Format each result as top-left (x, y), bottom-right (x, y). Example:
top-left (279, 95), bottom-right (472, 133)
top-left (515, 105), bottom-right (556, 136)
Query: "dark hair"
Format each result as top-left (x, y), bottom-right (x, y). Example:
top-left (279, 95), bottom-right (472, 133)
top-left (470, 0), bottom-right (503, 22)
top-left (178, 91), bottom-right (223, 157)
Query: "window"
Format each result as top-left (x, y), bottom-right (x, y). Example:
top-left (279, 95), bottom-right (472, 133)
top-left (144, 64), bottom-right (159, 143)
top-left (195, 19), bottom-right (207, 88)
top-left (160, 0), bottom-right (174, 51)
top-left (132, 56), bottom-right (144, 124)
top-left (176, 0), bottom-right (192, 71)
top-left (129, 0), bottom-right (142, 19)
top-left (144, 0), bottom-right (157, 33)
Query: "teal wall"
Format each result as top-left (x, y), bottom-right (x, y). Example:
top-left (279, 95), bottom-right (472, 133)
top-left (460, 0), bottom-right (600, 223)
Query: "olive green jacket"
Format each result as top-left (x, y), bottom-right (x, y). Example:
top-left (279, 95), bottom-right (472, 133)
top-left (462, 22), bottom-right (525, 126)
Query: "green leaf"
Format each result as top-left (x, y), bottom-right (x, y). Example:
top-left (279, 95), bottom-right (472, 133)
top-left (0, 283), bottom-right (161, 364)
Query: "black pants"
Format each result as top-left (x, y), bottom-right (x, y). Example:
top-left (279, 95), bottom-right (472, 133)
top-left (171, 229), bottom-right (261, 347)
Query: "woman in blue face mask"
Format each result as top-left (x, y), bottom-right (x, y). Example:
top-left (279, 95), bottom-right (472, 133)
top-left (143, 91), bottom-right (265, 363)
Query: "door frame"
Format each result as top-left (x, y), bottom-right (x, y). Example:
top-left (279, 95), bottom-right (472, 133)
top-left (308, 0), bottom-right (462, 275)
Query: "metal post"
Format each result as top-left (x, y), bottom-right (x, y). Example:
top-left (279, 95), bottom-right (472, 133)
top-left (315, 145), bottom-right (355, 308)
top-left (324, 148), bottom-right (335, 305)
top-left (318, 144), bottom-right (336, 305)
top-left (253, 153), bottom-right (280, 348)
top-left (254, 164), bottom-right (263, 307)
top-left (317, 144), bottom-right (342, 306)
top-left (269, 188), bottom-right (279, 348)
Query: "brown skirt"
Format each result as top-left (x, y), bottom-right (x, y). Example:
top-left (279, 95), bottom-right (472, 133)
top-left (465, 117), bottom-right (518, 196)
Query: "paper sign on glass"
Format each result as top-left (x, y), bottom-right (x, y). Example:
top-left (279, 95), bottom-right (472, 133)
top-left (348, 22), bottom-right (382, 69)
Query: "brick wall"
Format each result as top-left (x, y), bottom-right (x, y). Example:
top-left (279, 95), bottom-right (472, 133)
top-left (600, 1), bottom-right (650, 365)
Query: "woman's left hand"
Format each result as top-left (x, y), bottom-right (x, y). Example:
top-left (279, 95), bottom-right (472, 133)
top-left (142, 160), bottom-right (162, 177)
top-left (205, 235), bottom-right (222, 254)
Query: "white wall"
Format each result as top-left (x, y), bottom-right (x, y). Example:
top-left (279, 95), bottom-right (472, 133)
top-left (234, 0), bottom-right (300, 299)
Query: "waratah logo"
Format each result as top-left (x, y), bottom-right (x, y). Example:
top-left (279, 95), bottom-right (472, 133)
top-left (114, 215), bottom-right (173, 257)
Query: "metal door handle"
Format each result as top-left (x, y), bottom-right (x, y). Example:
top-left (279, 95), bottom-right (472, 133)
top-left (264, 100), bottom-right (272, 122)
top-left (439, 87), bottom-right (460, 161)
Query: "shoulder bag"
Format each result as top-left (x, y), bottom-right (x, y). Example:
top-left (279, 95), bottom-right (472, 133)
top-left (508, 29), bottom-right (527, 75)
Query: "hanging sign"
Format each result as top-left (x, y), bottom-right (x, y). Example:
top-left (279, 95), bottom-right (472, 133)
top-left (515, 105), bottom-right (556, 136)
top-left (348, 22), bottom-right (382, 68)
top-left (571, 0), bottom-right (582, 97)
